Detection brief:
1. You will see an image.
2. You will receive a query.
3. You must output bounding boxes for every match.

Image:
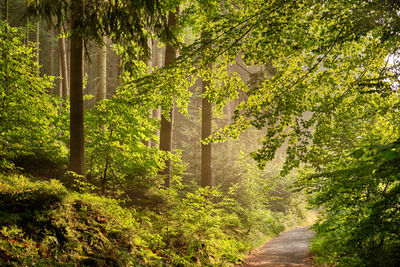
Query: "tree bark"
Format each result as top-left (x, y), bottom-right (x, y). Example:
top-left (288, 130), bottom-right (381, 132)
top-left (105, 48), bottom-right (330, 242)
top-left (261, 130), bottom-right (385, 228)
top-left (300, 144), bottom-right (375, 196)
top-left (4, 0), bottom-right (8, 32)
top-left (48, 29), bottom-right (55, 94)
top-left (58, 56), bottom-right (62, 97)
top-left (96, 38), bottom-right (107, 102)
top-left (151, 39), bottom-right (163, 145)
top-left (69, 0), bottom-right (85, 177)
top-left (58, 25), bottom-right (69, 97)
top-left (152, 39), bottom-right (163, 69)
top-left (25, 0), bottom-right (28, 44)
top-left (159, 108), bottom-right (173, 187)
top-left (142, 38), bottom-right (152, 147)
top-left (201, 33), bottom-right (213, 188)
top-left (158, 9), bottom-right (178, 188)
top-left (49, 30), bottom-right (54, 75)
top-left (35, 20), bottom-right (39, 74)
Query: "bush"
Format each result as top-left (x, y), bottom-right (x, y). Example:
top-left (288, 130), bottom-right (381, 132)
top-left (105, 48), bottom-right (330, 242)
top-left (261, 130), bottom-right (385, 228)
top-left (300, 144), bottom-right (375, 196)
top-left (0, 173), bottom-right (159, 266)
top-left (0, 172), bottom-right (308, 266)
top-left (301, 141), bottom-right (400, 266)
top-left (0, 22), bottom-right (67, 176)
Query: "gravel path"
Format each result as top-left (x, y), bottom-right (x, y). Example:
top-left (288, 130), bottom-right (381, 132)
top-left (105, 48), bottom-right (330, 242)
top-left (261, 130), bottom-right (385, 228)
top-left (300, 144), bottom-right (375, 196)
top-left (242, 226), bottom-right (315, 267)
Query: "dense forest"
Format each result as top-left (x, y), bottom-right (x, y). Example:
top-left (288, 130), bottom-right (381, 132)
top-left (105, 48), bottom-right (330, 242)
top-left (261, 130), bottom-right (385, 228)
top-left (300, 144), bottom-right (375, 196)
top-left (1, 0), bottom-right (399, 266)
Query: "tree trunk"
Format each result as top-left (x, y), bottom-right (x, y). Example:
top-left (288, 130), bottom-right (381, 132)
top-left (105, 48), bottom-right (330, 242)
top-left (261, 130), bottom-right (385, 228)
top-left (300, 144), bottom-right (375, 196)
top-left (58, 25), bottom-right (69, 97)
top-left (117, 55), bottom-right (123, 81)
top-left (25, 0), bottom-right (28, 44)
top-left (159, 109), bottom-right (173, 187)
top-left (69, 0), bottom-right (85, 177)
top-left (158, 9), bottom-right (178, 188)
top-left (151, 39), bottom-right (163, 145)
top-left (58, 56), bottom-right (62, 97)
top-left (152, 39), bottom-right (163, 69)
top-left (4, 0), bottom-right (8, 32)
top-left (96, 38), bottom-right (107, 103)
top-left (201, 33), bottom-right (213, 188)
top-left (49, 30), bottom-right (54, 75)
top-left (35, 20), bottom-right (39, 74)
top-left (142, 38), bottom-right (152, 147)
top-left (48, 29), bottom-right (55, 94)
top-left (67, 38), bottom-right (71, 93)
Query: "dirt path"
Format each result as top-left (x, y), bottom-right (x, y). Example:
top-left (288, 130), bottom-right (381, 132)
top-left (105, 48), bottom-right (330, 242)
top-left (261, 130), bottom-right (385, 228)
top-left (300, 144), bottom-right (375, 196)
top-left (242, 226), bottom-right (315, 267)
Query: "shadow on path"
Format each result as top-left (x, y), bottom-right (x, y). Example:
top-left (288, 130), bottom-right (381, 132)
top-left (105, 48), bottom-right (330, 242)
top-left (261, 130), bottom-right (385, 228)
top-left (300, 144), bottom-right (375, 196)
top-left (243, 226), bottom-right (314, 267)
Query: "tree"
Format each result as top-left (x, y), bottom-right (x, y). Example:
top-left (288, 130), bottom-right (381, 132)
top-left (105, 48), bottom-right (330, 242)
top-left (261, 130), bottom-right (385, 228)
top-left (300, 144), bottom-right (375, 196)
top-left (140, 38), bottom-right (153, 147)
top-left (34, 15), bottom-right (38, 73)
top-left (151, 39), bottom-right (162, 145)
top-left (4, 0), bottom-right (7, 31)
top-left (48, 28), bottom-right (54, 78)
top-left (29, 0), bottom-right (175, 179)
top-left (69, 0), bottom-right (85, 176)
top-left (183, 0), bottom-right (399, 264)
top-left (58, 25), bottom-right (68, 97)
top-left (200, 33), bottom-right (213, 187)
top-left (96, 37), bottom-right (107, 103)
top-left (159, 8), bottom-right (179, 188)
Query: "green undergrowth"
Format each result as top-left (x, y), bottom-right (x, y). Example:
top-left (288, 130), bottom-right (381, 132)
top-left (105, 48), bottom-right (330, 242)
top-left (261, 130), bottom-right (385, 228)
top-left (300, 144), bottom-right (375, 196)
top-left (0, 174), bottom-right (148, 266)
top-left (0, 173), bottom-right (308, 266)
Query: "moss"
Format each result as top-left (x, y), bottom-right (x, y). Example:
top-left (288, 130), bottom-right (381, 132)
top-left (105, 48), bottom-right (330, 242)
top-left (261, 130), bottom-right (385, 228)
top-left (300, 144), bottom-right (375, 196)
top-left (0, 174), bottom-right (148, 266)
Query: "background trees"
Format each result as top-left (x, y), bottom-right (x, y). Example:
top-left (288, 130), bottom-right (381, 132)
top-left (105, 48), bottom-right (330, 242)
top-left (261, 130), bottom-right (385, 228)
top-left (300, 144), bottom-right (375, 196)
top-left (28, 0), bottom-right (173, 177)
top-left (1, 0), bottom-right (400, 265)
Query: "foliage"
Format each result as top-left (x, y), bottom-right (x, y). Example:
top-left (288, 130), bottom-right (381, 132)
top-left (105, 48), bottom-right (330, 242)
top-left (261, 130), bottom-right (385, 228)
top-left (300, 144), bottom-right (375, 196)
top-left (172, 83), bottom-right (309, 235)
top-left (28, 0), bottom-right (178, 56)
top-left (0, 173), bottom-right (153, 266)
top-left (297, 139), bottom-right (400, 266)
top-left (294, 76), bottom-right (400, 266)
top-left (0, 22), bottom-right (67, 176)
top-left (85, 93), bottom-right (163, 193)
top-left (172, 0), bottom-right (400, 174)
top-left (167, 2), bottom-right (400, 266)
top-left (0, 171), bottom-right (308, 266)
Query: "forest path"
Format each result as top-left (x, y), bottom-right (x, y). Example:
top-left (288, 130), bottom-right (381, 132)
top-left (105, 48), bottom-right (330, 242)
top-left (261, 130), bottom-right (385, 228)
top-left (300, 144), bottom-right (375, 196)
top-left (242, 226), bottom-right (315, 267)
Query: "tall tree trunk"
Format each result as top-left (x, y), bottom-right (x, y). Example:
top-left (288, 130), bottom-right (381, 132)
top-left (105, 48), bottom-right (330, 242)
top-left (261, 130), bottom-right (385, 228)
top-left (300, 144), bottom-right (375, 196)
top-left (49, 29), bottom-right (55, 94)
top-left (49, 30), bottom-right (54, 75)
top-left (3, 0), bottom-right (8, 89)
top-left (58, 56), bottom-right (62, 97)
top-left (4, 0), bottom-right (8, 33)
top-left (152, 39), bottom-right (163, 69)
top-left (142, 38), bottom-right (152, 147)
top-left (69, 0), bottom-right (85, 177)
top-left (151, 39), bottom-right (163, 145)
top-left (117, 55), bottom-right (123, 81)
top-left (96, 38), bottom-right (107, 103)
top-left (67, 38), bottom-right (71, 93)
top-left (158, 9), bottom-right (178, 188)
top-left (226, 65), bottom-right (233, 124)
top-left (201, 33), bottom-right (213, 188)
top-left (58, 25), bottom-right (69, 97)
top-left (226, 100), bottom-right (233, 123)
top-left (35, 20), bottom-right (39, 73)
top-left (25, 0), bottom-right (28, 44)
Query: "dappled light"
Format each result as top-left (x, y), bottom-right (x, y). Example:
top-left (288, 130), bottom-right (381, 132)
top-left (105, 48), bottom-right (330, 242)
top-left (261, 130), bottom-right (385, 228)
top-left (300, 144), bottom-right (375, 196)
top-left (1, 0), bottom-right (400, 266)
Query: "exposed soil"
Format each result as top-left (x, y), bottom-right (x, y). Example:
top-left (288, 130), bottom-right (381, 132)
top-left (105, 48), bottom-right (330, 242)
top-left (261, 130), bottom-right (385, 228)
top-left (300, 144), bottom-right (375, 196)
top-left (242, 226), bottom-right (315, 267)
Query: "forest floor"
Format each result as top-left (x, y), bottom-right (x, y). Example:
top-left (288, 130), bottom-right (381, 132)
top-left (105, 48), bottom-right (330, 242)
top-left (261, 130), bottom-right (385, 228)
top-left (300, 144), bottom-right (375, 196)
top-left (242, 226), bottom-right (315, 267)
